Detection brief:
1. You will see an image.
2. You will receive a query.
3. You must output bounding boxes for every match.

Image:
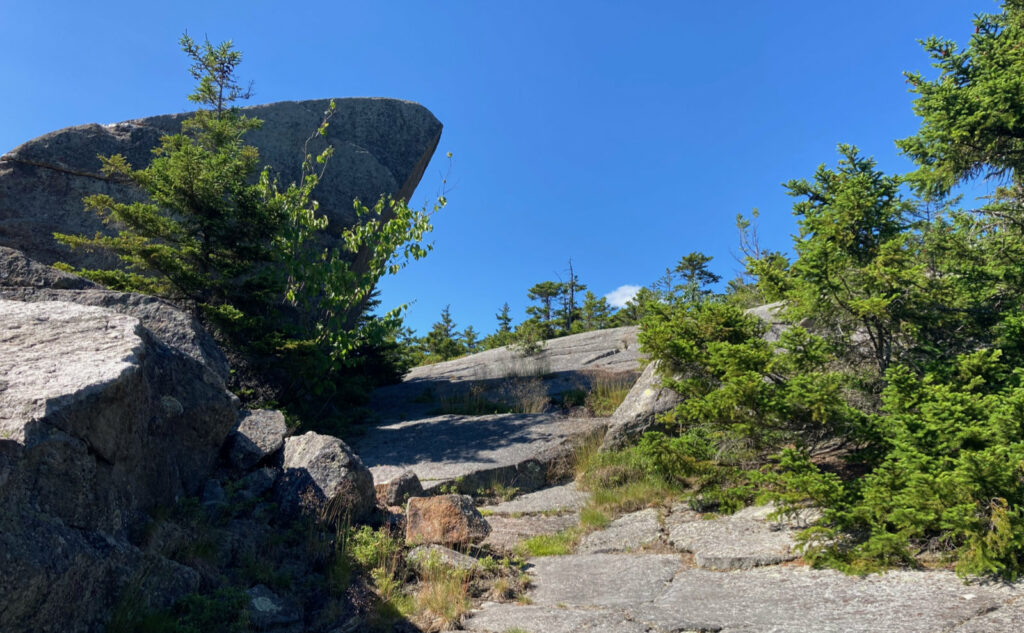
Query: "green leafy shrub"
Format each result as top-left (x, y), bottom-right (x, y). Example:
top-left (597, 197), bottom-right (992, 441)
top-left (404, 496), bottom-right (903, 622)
top-left (55, 35), bottom-right (443, 423)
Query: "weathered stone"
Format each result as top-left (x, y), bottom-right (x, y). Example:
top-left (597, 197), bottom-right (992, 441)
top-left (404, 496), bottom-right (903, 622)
top-left (600, 360), bottom-right (683, 451)
top-left (666, 504), bottom-right (801, 570)
top-left (640, 567), bottom-right (1015, 633)
top-left (227, 409), bottom-right (288, 471)
top-left (952, 598), bottom-right (1024, 632)
top-left (0, 504), bottom-right (200, 633)
top-left (482, 514), bottom-right (581, 552)
top-left (246, 584), bottom-right (302, 632)
top-left (370, 326), bottom-right (642, 423)
top-left (479, 481), bottom-right (589, 516)
top-left (0, 299), bottom-right (237, 534)
top-left (275, 431), bottom-right (375, 523)
top-left (746, 300), bottom-right (790, 342)
top-left (0, 299), bottom-right (232, 632)
top-left (0, 246), bottom-right (230, 383)
top-left (239, 467), bottom-right (279, 500)
top-left (407, 544), bottom-right (479, 572)
top-left (527, 553), bottom-right (681, 608)
top-left (374, 469), bottom-right (423, 506)
top-left (405, 494), bottom-right (490, 546)
top-left (577, 508), bottom-right (662, 554)
top-left (464, 604), bottom-right (648, 633)
top-left (0, 98), bottom-right (442, 271)
top-left (357, 412), bottom-right (606, 494)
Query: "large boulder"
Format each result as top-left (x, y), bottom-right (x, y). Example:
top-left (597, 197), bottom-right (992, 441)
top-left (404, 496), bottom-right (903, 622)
top-left (0, 299), bottom-right (237, 531)
top-left (0, 98), bottom-right (442, 271)
top-left (0, 245), bottom-right (230, 383)
top-left (275, 431), bottom-right (376, 523)
top-left (600, 360), bottom-right (683, 451)
top-left (0, 298), bottom-right (237, 632)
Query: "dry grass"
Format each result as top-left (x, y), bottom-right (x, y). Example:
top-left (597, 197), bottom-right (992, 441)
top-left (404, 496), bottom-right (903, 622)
top-left (436, 383), bottom-right (510, 415)
top-left (504, 376), bottom-right (550, 414)
top-left (407, 550), bottom-right (472, 631)
top-left (584, 370), bottom-right (637, 416)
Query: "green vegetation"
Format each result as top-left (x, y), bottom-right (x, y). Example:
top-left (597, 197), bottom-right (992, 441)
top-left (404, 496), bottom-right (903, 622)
top-left (56, 34), bottom-right (443, 431)
top-left (601, 1), bottom-right (1024, 579)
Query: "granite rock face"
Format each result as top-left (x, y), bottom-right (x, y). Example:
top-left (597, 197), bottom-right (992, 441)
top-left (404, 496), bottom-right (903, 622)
top-left (600, 360), bottom-right (682, 451)
top-left (0, 245), bottom-right (230, 383)
top-left (0, 299), bottom-right (237, 632)
top-left (275, 431), bottom-right (376, 523)
top-left (0, 98), bottom-right (442, 271)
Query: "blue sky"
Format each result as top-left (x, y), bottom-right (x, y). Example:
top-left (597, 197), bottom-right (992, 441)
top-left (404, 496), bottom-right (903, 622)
top-left (0, 1), bottom-right (996, 335)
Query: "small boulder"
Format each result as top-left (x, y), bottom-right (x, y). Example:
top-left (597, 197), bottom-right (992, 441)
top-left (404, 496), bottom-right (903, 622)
top-left (238, 467), bottom-right (279, 500)
top-left (375, 470), bottom-right (423, 507)
top-left (405, 494), bottom-right (491, 546)
top-left (227, 409), bottom-right (288, 471)
top-left (600, 361), bottom-right (683, 451)
top-left (407, 544), bottom-right (479, 572)
top-left (275, 432), bottom-right (375, 523)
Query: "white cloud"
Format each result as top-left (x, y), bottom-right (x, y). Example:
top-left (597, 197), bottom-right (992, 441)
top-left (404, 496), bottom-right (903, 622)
top-left (605, 285), bottom-right (642, 308)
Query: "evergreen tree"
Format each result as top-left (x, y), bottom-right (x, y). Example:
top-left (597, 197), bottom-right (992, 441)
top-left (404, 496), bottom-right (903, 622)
top-left (673, 251), bottom-right (721, 304)
top-left (577, 290), bottom-right (614, 332)
top-left (462, 325), bottom-right (480, 354)
top-left (525, 280), bottom-right (563, 337)
top-left (785, 145), bottom-right (923, 374)
top-left (425, 305), bottom-right (463, 361)
top-left (496, 302), bottom-right (513, 333)
top-left (613, 286), bottom-right (660, 325)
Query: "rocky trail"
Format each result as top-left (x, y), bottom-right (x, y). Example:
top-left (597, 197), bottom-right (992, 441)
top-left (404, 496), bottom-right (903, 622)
top-left (361, 328), bottom-right (1024, 633)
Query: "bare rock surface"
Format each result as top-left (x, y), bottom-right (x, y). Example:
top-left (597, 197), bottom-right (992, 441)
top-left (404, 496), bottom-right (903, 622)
top-left (479, 481), bottom-right (588, 516)
top-left (464, 604), bottom-right (648, 633)
top-left (275, 431), bottom-right (375, 522)
top-left (0, 98), bottom-right (441, 270)
top-left (641, 567), bottom-right (1017, 633)
top-left (355, 413), bottom-right (606, 494)
top-left (405, 494), bottom-right (490, 546)
top-left (951, 597), bottom-right (1024, 632)
top-left (469, 550), bottom-right (1024, 633)
top-left (527, 553), bottom-right (682, 608)
top-left (370, 327), bottom-right (642, 423)
top-left (0, 245), bottom-right (230, 382)
top-left (0, 298), bottom-right (236, 632)
top-left (482, 513), bottom-right (581, 552)
top-left (0, 299), bottom-right (236, 531)
top-left (577, 508), bottom-right (662, 554)
top-left (666, 504), bottom-right (801, 570)
top-left (745, 300), bottom-right (790, 342)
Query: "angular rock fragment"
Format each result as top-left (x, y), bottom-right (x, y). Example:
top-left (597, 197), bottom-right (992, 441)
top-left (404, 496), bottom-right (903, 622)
top-left (227, 409), bottom-right (288, 470)
top-left (375, 469), bottom-right (424, 507)
top-left (275, 431), bottom-right (375, 523)
top-left (405, 494), bottom-right (491, 546)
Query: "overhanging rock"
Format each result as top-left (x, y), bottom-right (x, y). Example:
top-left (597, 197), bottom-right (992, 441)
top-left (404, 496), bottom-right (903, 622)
top-left (0, 97), bottom-right (442, 270)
